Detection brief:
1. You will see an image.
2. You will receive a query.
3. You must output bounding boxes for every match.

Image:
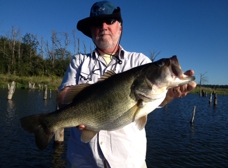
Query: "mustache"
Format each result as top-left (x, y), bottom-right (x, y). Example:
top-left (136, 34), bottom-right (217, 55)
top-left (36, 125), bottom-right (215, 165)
top-left (99, 31), bottom-right (111, 36)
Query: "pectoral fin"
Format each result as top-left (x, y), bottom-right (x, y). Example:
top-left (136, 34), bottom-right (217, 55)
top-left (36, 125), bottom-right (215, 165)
top-left (135, 115), bottom-right (148, 130)
top-left (81, 129), bottom-right (98, 143)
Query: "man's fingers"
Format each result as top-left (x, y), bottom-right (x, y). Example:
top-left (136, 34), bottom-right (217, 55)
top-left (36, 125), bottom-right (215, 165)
top-left (180, 84), bottom-right (187, 92)
top-left (187, 81), bottom-right (197, 92)
top-left (174, 87), bottom-right (182, 97)
top-left (77, 125), bottom-right (86, 130)
top-left (172, 81), bottom-right (196, 98)
top-left (184, 70), bottom-right (194, 76)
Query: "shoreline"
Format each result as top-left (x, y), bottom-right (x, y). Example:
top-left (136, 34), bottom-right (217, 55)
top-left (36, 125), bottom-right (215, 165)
top-left (1, 74), bottom-right (227, 94)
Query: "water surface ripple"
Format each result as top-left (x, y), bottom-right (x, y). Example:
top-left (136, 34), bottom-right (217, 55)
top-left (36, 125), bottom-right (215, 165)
top-left (146, 94), bottom-right (228, 167)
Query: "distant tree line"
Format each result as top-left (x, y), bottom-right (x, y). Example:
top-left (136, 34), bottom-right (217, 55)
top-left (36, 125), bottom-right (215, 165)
top-left (0, 27), bottom-right (92, 77)
top-left (200, 84), bottom-right (228, 89)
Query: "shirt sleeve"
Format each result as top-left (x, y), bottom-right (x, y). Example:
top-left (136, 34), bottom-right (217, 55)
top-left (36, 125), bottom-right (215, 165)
top-left (138, 53), bottom-right (152, 65)
top-left (130, 52), bottom-right (151, 67)
top-left (58, 54), bottom-right (84, 91)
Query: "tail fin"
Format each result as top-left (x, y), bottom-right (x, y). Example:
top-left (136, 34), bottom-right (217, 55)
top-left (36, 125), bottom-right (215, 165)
top-left (20, 114), bottom-right (54, 150)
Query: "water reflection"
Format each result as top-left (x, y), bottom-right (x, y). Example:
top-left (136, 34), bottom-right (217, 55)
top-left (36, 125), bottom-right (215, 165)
top-left (190, 123), bottom-right (195, 137)
top-left (44, 99), bottom-right (48, 106)
top-left (7, 99), bottom-right (15, 113)
top-left (51, 143), bottom-right (66, 168)
top-left (5, 100), bottom-right (16, 129)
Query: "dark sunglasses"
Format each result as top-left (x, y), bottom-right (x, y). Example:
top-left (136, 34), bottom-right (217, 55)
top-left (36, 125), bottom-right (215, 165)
top-left (91, 18), bottom-right (117, 27)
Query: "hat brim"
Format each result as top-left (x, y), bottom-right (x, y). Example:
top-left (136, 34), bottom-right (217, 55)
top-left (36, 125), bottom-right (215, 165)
top-left (77, 10), bottom-right (122, 38)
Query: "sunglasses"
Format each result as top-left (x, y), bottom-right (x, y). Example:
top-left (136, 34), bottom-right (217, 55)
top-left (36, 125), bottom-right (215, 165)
top-left (91, 18), bottom-right (117, 27)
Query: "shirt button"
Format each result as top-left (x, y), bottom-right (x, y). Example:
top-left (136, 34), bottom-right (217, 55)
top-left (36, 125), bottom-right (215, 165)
top-left (100, 141), bottom-right (103, 145)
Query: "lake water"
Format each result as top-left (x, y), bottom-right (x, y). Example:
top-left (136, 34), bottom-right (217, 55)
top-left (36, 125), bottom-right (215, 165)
top-left (0, 89), bottom-right (228, 168)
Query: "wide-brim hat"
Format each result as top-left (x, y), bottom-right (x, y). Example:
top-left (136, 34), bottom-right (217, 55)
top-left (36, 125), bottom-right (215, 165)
top-left (77, 1), bottom-right (123, 38)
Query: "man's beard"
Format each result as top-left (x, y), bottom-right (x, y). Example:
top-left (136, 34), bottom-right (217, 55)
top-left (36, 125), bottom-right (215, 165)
top-left (96, 37), bottom-right (114, 50)
top-left (93, 32), bottom-right (120, 50)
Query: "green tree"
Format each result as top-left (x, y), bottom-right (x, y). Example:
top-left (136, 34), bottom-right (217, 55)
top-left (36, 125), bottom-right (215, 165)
top-left (21, 33), bottom-right (39, 75)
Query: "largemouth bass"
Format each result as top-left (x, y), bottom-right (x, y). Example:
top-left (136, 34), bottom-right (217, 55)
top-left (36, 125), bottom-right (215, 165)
top-left (20, 56), bottom-right (195, 150)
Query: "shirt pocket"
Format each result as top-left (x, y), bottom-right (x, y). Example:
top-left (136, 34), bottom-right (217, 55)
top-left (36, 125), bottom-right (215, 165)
top-left (78, 59), bottom-right (101, 84)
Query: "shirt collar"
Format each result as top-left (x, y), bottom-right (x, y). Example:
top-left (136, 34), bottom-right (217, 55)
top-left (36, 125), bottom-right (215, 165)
top-left (91, 45), bottom-right (125, 60)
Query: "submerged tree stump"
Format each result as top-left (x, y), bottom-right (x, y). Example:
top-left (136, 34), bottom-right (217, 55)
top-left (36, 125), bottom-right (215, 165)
top-left (209, 93), bottom-right (212, 104)
top-left (43, 84), bottom-right (47, 100)
top-left (54, 128), bottom-right (64, 145)
top-left (38, 84), bottom-right (43, 91)
top-left (213, 93), bottom-right (217, 106)
top-left (7, 81), bottom-right (16, 100)
top-left (49, 89), bottom-right (52, 99)
top-left (190, 106), bottom-right (196, 124)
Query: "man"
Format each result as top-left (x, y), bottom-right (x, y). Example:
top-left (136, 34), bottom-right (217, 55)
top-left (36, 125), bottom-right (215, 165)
top-left (58, 1), bottom-right (196, 167)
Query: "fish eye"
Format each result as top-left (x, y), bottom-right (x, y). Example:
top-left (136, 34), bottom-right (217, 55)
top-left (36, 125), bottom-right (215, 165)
top-left (155, 59), bottom-right (165, 67)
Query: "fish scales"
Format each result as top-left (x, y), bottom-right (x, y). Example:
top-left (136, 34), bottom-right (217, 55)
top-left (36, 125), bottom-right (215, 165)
top-left (47, 67), bottom-right (140, 130)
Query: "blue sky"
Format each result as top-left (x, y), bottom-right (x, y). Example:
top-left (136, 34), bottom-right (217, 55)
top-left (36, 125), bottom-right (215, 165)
top-left (1, 0), bottom-right (228, 85)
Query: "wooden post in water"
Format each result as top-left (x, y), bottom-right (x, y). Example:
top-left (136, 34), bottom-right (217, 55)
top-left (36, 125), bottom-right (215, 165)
top-left (190, 106), bottom-right (196, 124)
top-left (49, 89), bottom-right (52, 99)
top-left (32, 83), bottom-right (35, 89)
top-left (54, 128), bottom-right (64, 145)
top-left (202, 90), bottom-right (207, 97)
top-left (38, 84), bottom-right (41, 92)
top-left (28, 82), bottom-right (31, 89)
top-left (7, 81), bottom-right (16, 100)
top-left (213, 93), bottom-right (217, 106)
top-left (209, 93), bottom-right (212, 104)
top-left (43, 84), bottom-right (47, 100)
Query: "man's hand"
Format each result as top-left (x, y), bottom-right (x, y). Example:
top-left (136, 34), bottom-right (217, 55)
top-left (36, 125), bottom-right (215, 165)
top-left (160, 70), bottom-right (197, 106)
top-left (77, 125), bottom-right (86, 130)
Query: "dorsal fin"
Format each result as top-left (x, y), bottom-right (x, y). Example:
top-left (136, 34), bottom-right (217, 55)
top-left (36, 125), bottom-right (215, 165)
top-left (62, 84), bottom-right (90, 104)
top-left (98, 70), bottom-right (116, 82)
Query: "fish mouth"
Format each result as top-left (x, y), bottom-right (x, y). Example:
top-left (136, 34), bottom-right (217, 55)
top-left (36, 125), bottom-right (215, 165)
top-left (169, 55), bottom-right (195, 87)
